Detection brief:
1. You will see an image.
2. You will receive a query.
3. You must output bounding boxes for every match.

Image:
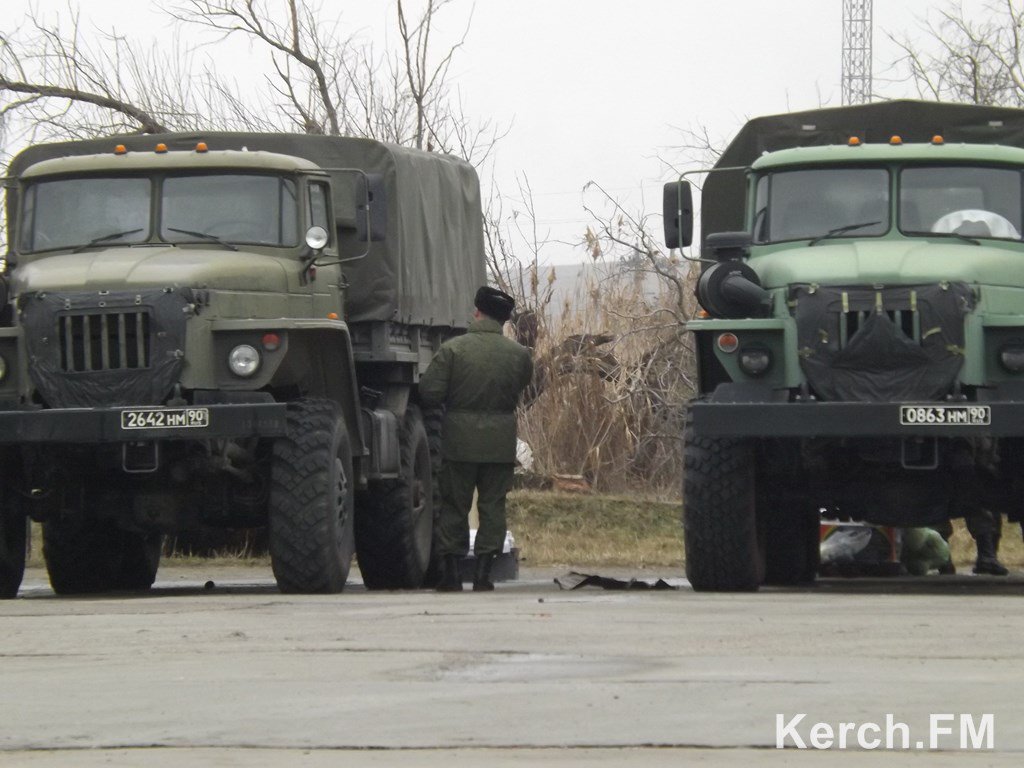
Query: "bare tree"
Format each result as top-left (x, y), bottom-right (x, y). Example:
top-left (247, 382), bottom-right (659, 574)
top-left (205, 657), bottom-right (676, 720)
top-left (887, 0), bottom-right (1024, 106)
top-left (0, 0), bottom-right (504, 165)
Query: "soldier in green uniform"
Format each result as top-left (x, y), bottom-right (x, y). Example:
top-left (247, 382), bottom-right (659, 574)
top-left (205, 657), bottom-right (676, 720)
top-left (419, 286), bottom-right (534, 592)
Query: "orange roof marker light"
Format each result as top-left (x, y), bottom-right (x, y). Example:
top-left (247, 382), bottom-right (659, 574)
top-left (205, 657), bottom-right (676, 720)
top-left (155, 143), bottom-right (168, 154)
top-left (889, 135), bottom-right (903, 145)
top-left (848, 136), bottom-right (862, 146)
top-left (327, 312), bottom-right (340, 320)
top-left (195, 142), bottom-right (209, 153)
top-left (932, 135), bottom-right (945, 145)
top-left (114, 144), bottom-right (128, 155)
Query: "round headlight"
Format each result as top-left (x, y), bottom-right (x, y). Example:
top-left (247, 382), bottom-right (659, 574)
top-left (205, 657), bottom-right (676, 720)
top-left (738, 346), bottom-right (772, 377)
top-left (228, 344), bottom-right (261, 377)
top-left (305, 225), bottom-right (329, 250)
top-left (1000, 344), bottom-right (1024, 373)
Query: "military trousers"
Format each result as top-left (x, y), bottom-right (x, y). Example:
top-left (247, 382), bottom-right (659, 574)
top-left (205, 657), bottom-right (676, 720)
top-left (435, 460), bottom-right (515, 557)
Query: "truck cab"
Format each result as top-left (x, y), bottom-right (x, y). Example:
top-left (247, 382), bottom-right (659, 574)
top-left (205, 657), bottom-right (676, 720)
top-left (664, 101), bottom-right (1024, 591)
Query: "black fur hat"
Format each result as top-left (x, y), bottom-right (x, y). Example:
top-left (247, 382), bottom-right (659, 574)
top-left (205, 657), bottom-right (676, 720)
top-left (474, 286), bottom-right (515, 323)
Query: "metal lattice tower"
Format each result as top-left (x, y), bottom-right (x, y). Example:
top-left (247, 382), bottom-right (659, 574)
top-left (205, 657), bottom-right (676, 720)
top-left (842, 0), bottom-right (873, 105)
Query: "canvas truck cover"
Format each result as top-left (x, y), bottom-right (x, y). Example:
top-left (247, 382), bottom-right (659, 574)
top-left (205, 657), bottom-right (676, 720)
top-left (5, 133), bottom-right (486, 327)
top-left (702, 99), bottom-right (1024, 246)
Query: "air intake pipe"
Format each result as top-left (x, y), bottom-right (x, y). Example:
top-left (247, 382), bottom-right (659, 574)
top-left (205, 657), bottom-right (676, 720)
top-left (696, 232), bottom-right (770, 319)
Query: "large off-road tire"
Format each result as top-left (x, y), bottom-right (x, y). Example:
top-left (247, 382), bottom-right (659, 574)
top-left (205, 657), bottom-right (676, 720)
top-left (268, 399), bottom-right (356, 593)
top-left (356, 405), bottom-right (436, 589)
top-left (761, 505), bottom-right (820, 586)
top-left (420, 405), bottom-right (445, 588)
top-left (683, 423), bottom-right (763, 591)
top-left (757, 441), bottom-right (819, 586)
top-left (43, 518), bottom-right (145, 595)
top-left (117, 532), bottom-right (164, 590)
top-left (0, 507), bottom-right (27, 600)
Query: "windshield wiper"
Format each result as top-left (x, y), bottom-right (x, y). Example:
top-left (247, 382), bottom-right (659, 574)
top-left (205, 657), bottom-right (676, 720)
top-left (808, 221), bottom-right (881, 246)
top-left (902, 229), bottom-right (981, 246)
top-left (167, 227), bottom-right (239, 252)
top-left (71, 228), bottom-right (143, 253)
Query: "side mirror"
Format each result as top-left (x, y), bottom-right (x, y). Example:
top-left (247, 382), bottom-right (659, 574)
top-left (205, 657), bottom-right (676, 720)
top-left (355, 173), bottom-right (387, 243)
top-left (663, 180), bottom-right (693, 249)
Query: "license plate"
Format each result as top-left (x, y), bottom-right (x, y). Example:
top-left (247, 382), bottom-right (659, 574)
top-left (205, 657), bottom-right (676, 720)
top-left (899, 405), bottom-right (990, 426)
top-left (120, 407), bottom-right (210, 430)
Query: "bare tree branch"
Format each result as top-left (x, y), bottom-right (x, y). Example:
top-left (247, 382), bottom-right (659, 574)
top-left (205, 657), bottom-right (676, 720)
top-left (886, 0), bottom-right (1024, 107)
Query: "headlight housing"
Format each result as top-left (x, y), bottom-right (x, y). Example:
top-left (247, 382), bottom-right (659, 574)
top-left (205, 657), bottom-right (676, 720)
top-left (228, 344), bottom-right (261, 377)
top-left (0, 354), bottom-right (7, 383)
top-left (738, 346), bottom-right (773, 377)
top-left (999, 344), bottom-right (1024, 373)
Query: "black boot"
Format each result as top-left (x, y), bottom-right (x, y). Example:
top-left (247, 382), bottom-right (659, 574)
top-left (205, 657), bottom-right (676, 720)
top-left (436, 554), bottom-right (463, 592)
top-left (472, 554), bottom-right (496, 592)
top-left (973, 534), bottom-right (1009, 576)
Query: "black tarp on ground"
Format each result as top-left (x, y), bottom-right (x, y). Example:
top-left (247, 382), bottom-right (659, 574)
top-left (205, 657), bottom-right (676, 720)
top-left (703, 100), bottom-right (1024, 247)
top-left (5, 133), bottom-right (485, 328)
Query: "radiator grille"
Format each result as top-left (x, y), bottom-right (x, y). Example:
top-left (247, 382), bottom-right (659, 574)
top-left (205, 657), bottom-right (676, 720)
top-left (839, 308), bottom-right (920, 347)
top-left (58, 311), bottom-right (151, 372)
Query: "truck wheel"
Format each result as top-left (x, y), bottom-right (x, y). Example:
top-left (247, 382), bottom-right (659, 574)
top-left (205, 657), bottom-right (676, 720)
top-left (43, 518), bottom-right (126, 594)
top-left (420, 406), bottom-right (444, 587)
top-left (356, 405), bottom-right (436, 589)
top-left (761, 506), bottom-right (820, 585)
top-left (269, 399), bottom-right (355, 593)
top-left (683, 424), bottom-right (763, 591)
top-left (0, 508), bottom-right (27, 600)
top-left (117, 532), bottom-right (164, 590)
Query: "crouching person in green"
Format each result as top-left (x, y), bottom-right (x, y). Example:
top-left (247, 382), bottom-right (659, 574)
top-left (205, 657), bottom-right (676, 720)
top-left (419, 286), bottom-right (534, 592)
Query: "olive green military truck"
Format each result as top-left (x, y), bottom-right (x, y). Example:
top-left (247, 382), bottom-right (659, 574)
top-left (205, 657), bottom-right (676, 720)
top-left (663, 101), bottom-right (1024, 591)
top-left (0, 133), bottom-right (484, 598)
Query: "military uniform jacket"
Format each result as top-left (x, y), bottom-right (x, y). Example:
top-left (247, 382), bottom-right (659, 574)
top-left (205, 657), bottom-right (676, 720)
top-left (419, 317), bottom-right (534, 463)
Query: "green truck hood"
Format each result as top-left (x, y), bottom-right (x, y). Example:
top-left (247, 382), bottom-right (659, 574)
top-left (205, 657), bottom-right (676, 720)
top-left (11, 247), bottom-right (289, 293)
top-left (754, 239), bottom-right (1024, 290)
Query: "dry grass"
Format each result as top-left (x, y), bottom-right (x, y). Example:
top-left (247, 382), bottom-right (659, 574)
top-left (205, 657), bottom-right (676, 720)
top-left (947, 518), bottom-right (1024, 570)
top-left (516, 262), bottom-right (695, 496)
top-left (507, 489), bottom-right (683, 567)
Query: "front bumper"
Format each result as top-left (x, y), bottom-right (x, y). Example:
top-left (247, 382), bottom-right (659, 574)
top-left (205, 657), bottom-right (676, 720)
top-left (0, 402), bottom-right (288, 444)
top-left (690, 400), bottom-right (1024, 438)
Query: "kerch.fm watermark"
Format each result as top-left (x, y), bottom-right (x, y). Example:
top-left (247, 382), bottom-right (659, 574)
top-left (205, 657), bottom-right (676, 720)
top-left (776, 713), bottom-right (994, 750)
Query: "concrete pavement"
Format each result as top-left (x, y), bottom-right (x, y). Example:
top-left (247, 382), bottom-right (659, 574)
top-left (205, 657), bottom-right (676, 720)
top-left (3, 565), bottom-right (1024, 766)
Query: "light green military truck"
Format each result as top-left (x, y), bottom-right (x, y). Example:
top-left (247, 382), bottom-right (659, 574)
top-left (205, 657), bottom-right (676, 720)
top-left (0, 133), bottom-right (484, 597)
top-left (663, 100), bottom-right (1024, 591)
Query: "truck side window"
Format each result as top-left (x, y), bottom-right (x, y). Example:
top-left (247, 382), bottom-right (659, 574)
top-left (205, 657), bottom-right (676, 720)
top-left (309, 182), bottom-right (330, 233)
top-left (753, 176), bottom-right (769, 242)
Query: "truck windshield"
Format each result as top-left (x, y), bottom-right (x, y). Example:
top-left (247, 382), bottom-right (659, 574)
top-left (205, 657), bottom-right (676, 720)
top-left (20, 172), bottom-right (300, 253)
top-left (754, 168), bottom-right (889, 244)
top-left (161, 174), bottom-right (299, 247)
top-left (899, 166), bottom-right (1023, 240)
top-left (19, 177), bottom-right (151, 253)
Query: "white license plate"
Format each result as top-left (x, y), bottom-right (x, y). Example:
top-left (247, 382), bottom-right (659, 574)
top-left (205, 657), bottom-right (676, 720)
top-left (899, 405), bottom-right (990, 426)
top-left (120, 407), bottom-right (210, 430)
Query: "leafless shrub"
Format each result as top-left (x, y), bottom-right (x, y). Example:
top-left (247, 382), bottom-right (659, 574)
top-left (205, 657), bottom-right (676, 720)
top-left (518, 255), bottom-right (698, 497)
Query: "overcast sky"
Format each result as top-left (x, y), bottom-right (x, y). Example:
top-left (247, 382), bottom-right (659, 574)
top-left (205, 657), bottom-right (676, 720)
top-left (3, 0), bottom-right (989, 262)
